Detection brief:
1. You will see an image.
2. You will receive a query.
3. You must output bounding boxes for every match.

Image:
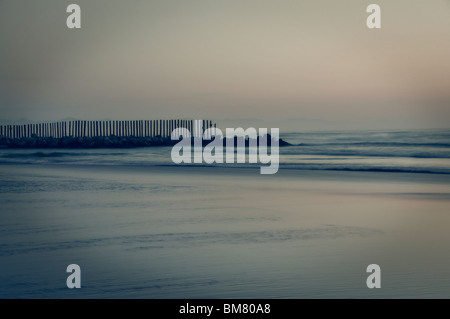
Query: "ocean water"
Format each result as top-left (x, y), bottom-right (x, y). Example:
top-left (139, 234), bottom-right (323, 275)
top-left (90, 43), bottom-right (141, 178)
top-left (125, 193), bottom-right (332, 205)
top-left (1, 129), bottom-right (450, 298)
top-left (1, 129), bottom-right (450, 174)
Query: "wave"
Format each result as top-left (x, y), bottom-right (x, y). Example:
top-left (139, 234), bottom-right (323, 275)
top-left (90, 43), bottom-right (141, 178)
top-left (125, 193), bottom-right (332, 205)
top-left (1, 151), bottom-right (128, 159)
top-left (282, 145), bottom-right (450, 158)
top-left (1, 158), bottom-right (450, 175)
top-left (294, 142), bottom-right (450, 148)
top-left (282, 150), bottom-right (450, 159)
top-left (279, 166), bottom-right (450, 175)
top-left (153, 163), bottom-right (450, 175)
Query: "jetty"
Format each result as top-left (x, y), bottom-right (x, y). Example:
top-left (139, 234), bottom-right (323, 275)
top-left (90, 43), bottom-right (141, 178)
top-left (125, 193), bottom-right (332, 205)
top-left (0, 119), bottom-right (216, 148)
top-left (0, 120), bottom-right (290, 148)
top-left (0, 119), bottom-right (216, 139)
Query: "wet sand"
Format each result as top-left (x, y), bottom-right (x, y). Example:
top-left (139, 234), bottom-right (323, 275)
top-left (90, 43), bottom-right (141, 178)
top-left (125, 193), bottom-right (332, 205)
top-left (1, 164), bottom-right (450, 298)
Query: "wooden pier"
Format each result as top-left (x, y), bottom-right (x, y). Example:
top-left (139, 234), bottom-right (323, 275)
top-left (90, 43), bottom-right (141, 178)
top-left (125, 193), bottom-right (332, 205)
top-left (0, 120), bottom-right (217, 139)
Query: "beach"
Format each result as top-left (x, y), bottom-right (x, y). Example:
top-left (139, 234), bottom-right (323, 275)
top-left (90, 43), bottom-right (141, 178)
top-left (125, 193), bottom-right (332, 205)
top-left (2, 0), bottom-right (450, 302)
top-left (1, 151), bottom-right (450, 298)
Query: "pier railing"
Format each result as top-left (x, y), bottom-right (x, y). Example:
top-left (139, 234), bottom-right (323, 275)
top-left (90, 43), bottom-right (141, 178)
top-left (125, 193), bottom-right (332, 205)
top-left (0, 120), bottom-right (217, 139)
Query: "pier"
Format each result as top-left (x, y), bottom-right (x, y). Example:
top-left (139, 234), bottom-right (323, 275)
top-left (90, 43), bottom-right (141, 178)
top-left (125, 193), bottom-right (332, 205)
top-left (0, 120), bottom-right (217, 139)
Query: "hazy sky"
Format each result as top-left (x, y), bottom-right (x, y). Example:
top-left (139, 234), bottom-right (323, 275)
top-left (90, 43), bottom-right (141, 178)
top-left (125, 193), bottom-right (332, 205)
top-left (1, 0), bottom-right (450, 130)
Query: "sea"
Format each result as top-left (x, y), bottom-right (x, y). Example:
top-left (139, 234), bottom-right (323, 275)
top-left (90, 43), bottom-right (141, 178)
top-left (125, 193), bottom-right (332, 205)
top-left (1, 129), bottom-right (450, 174)
top-left (1, 129), bottom-right (450, 298)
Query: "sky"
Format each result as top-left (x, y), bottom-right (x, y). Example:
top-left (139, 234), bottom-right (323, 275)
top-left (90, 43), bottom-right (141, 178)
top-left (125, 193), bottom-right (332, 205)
top-left (1, 0), bottom-right (450, 131)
